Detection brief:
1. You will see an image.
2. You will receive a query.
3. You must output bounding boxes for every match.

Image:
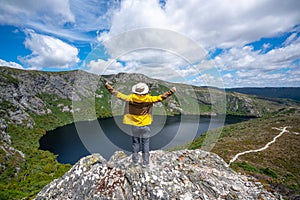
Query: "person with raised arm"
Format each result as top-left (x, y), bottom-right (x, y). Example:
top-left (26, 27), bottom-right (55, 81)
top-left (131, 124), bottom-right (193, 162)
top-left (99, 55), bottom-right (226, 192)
top-left (105, 82), bottom-right (176, 167)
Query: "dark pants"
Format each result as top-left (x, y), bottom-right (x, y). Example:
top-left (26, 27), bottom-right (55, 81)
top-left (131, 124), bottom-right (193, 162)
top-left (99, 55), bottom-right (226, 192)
top-left (131, 126), bottom-right (151, 165)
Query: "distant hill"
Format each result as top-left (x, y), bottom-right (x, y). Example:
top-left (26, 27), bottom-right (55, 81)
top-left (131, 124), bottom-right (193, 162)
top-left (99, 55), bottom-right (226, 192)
top-left (1, 65), bottom-right (300, 199)
top-left (226, 87), bottom-right (300, 102)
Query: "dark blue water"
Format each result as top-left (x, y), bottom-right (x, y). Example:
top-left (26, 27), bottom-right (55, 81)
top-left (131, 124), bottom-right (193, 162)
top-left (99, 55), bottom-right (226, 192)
top-left (39, 115), bottom-right (253, 164)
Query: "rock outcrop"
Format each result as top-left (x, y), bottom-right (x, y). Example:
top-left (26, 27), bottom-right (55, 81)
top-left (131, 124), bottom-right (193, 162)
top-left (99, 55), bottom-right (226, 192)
top-left (0, 119), bottom-right (25, 176)
top-left (0, 67), bottom-right (101, 127)
top-left (35, 150), bottom-right (277, 200)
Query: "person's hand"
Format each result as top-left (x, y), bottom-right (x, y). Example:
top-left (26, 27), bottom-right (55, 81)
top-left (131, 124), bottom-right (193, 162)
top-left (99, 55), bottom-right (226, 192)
top-left (170, 87), bottom-right (176, 93)
top-left (105, 82), bottom-right (113, 88)
top-left (161, 87), bottom-right (176, 99)
top-left (105, 82), bottom-right (118, 95)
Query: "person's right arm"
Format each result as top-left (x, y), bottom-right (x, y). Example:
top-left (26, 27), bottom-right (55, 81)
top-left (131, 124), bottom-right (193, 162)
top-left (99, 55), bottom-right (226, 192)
top-left (105, 82), bottom-right (130, 101)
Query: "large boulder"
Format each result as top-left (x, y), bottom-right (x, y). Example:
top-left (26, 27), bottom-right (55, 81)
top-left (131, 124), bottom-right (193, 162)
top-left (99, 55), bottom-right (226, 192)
top-left (35, 149), bottom-right (277, 200)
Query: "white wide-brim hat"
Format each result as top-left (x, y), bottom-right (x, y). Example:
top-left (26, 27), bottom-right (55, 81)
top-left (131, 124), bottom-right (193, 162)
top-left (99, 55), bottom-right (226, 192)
top-left (132, 82), bottom-right (149, 94)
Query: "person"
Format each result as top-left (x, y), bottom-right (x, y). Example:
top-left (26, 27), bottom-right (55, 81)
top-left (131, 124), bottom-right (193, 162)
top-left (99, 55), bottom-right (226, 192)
top-left (105, 82), bottom-right (176, 167)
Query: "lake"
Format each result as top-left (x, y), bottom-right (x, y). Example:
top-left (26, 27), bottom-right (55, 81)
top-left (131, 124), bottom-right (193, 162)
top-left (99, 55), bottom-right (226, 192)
top-left (39, 115), bottom-right (253, 164)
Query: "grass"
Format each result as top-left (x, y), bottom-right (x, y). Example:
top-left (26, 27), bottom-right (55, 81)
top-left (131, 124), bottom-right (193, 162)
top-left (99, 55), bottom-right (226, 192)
top-left (176, 111), bottom-right (300, 199)
top-left (231, 161), bottom-right (278, 179)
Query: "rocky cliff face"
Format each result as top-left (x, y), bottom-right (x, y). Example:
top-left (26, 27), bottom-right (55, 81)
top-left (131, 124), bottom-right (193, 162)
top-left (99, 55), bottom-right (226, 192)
top-left (0, 67), bottom-right (101, 179)
top-left (1, 66), bottom-right (282, 127)
top-left (0, 67), bottom-right (100, 127)
top-left (35, 150), bottom-right (277, 200)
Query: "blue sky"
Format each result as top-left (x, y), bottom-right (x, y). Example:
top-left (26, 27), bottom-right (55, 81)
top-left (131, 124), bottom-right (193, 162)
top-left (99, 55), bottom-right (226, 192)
top-left (0, 0), bottom-right (300, 88)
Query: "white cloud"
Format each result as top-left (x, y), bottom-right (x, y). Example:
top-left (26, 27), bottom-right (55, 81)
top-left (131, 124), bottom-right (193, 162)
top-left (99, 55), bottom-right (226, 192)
top-left (0, 0), bottom-right (120, 42)
top-left (2, 0), bottom-right (299, 48)
top-left (213, 34), bottom-right (300, 87)
top-left (20, 30), bottom-right (79, 69)
top-left (100, 0), bottom-right (171, 37)
top-left (93, 0), bottom-right (300, 87)
top-left (0, 0), bottom-right (88, 42)
top-left (191, 73), bottom-right (224, 88)
top-left (98, 0), bottom-right (300, 49)
top-left (118, 49), bottom-right (180, 64)
top-left (215, 35), bottom-right (300, 72)
top-left (86, 48), bottom-right (213, 83)
top-left (283, 33), bottom-right (298, 46)
top-left (221, 68), bottom-right (300, 88)
top-left (87, 53), bottom-right (188, 82)
top-left (1, 0), bottom-right (300, 87)
top-left (70, 0), bottom-right (117, 31)
top-left (0, 59), bottom-right (24, 69)
top-left (88, 58), bottom-right (122, 75)
top-left (99, 28), bottom-right (207, 65)
top-left (166, 0), bottom-right (300, 49)
top-left (223, 73), bottom-right (233, 79)
top-left (0, 0), bottom-right (75, 26)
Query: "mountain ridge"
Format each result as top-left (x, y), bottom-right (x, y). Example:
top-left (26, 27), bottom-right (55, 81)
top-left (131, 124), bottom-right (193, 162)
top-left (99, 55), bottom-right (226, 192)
top-left (227, 87), bottom-right (300, 102)
top-left (1, 65), bottom-right (299, 199)
top-left (2, 65), bottom-right (290, 127)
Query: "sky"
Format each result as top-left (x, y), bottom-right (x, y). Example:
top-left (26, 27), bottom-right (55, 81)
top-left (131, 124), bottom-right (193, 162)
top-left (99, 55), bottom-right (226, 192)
top-left (0, 0), bottom-right (300, 88)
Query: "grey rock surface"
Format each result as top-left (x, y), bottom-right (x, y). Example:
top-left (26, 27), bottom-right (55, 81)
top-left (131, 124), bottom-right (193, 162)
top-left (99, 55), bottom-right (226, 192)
top-left (35, 150), bottom-right (278, 200)
top-left (0, 67), bottom-right (100, 126)
top-left (0, 119), bottom-right (25, 176)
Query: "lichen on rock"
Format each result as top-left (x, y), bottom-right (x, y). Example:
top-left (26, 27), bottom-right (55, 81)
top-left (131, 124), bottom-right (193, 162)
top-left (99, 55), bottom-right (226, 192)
top-left (35, 150), bottom-right (278, 200)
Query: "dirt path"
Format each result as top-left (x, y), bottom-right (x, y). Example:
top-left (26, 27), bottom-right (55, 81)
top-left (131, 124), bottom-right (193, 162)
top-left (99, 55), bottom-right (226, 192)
top-left (228, 126), bottom-right (298, 165)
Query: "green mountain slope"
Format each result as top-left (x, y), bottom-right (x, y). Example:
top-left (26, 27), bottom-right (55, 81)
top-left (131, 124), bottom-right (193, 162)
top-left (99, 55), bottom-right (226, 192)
top-left (227, 87), bottom-right (300, 102)
top-left (1, 66), bottom-right (299, 199)
top-left (176, 111), bottom-right (300, 199)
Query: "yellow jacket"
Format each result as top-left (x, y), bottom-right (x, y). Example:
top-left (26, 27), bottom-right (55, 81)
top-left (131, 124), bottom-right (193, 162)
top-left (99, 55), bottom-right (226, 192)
top-left (116, 92), bottom-right (163, 126)
top-left (105, 82), bottom-right (175, 126)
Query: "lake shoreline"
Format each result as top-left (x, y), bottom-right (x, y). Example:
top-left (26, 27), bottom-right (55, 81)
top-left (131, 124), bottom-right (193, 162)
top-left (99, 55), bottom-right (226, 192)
top-left (40, 114), bottom-right (256, 165)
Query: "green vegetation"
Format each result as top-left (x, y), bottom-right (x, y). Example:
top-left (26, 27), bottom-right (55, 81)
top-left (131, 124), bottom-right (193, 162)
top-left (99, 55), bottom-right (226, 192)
top-left (0, 100), bottom-right (15, 114)
top-left (232, 162), bottom-right (278, 179)
top-left (94, 90), bottom-right (113, 118)
top-left (0, 83), bottom-right (113, 199)
top-left (36, 93), bottom-right (74, 127)
top-left (0, 119), bottom-right (72, 199)
top-left (1, 73), bottom-right (19, 86)
top-left (1, 66), bottom-right (299, 199)
top-left (174, 111), bottom-right (300, 199)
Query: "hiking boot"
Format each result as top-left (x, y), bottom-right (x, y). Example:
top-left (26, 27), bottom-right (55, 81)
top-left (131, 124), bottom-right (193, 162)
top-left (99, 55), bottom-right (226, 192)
top-left (132, 153), bottom-right (139, 164)
top-left (142, 160), bottom-right (149, 168)
top-left (142, 163), bottom-right (149, 168)
top-left (142, 152), bottom-right (149, 163)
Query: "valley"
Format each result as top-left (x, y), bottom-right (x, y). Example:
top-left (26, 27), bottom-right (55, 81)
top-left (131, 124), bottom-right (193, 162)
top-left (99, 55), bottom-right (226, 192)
top-left (1, 66), bottom-right (300, 199)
